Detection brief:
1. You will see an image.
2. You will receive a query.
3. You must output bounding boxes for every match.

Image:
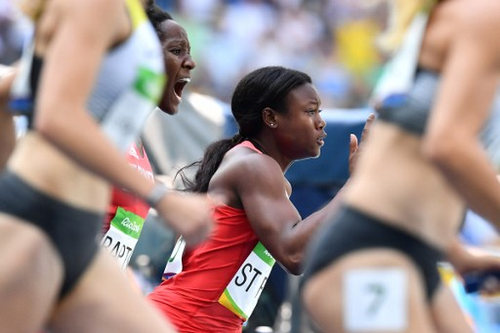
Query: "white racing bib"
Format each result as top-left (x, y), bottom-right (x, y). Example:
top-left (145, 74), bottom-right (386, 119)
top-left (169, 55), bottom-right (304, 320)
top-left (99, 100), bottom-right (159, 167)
top-left (343, 268), bottom-right (408, 331)
top-left (218, 242), bottom-right (275, 320)
top-left (162, 236), bottom-right (187, 280)
top-left (101, 207), bottom-right (145, 270)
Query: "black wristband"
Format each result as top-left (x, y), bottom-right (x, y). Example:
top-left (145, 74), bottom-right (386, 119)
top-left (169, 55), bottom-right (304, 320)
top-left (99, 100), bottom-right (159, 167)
top-left (145, 183), bottom-right (169, 207)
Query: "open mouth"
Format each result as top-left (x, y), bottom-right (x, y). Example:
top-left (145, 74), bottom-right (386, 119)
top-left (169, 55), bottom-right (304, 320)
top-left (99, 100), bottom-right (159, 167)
top-left (317, 134), bottom-right (327, 146)
top-left (174, 78), bottom-right (191, 99)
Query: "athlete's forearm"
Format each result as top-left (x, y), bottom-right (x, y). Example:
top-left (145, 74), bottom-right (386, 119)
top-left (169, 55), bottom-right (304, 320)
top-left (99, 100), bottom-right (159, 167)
top-left (283, 186), bottom-right (345, 274)
top-left (0, 112), bottom-right (15, 170)
top-left (0, 66), bottom-right (18, 169)
top-left (35, 108), bottom-right (156, 201)
top-left (0, 65), bottom-right (16, 112)
top-left (433, 138), bottom-right (500, 227)
top-left (446, 237), bottom-right (500, 276)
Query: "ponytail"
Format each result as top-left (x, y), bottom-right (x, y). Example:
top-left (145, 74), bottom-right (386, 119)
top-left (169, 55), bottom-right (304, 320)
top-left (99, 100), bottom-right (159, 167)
top-left (176, 134), bottom-right (245, 193)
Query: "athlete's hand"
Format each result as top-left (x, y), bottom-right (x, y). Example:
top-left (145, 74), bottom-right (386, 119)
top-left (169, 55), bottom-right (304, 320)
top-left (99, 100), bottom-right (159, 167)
top-left (156, 191), bottom-right (214, 247)
top-left (453, 245), bottom-right (500, 295)
top-left (348, 113), bottom-right (375, 175)
top-left (453, 245), bottom-right (500, 276)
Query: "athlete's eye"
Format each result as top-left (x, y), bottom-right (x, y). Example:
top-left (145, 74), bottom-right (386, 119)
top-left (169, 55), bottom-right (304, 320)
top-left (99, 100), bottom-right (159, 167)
top-left (170, 48), bottom-right (182, 56)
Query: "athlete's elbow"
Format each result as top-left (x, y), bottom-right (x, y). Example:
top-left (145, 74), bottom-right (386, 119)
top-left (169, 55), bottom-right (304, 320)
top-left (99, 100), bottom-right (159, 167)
top-left (281, 252), bottom-right (303, 275)
top-left (282, 262), bottom-right (302, 275)
top-left (34, 102), bottom-right (68, 143)
top-left (279, 233), bottom-right (306, 275)
top-left (422, 132), bottom-right (458, 170)
top-left (34, 112), bottom-right (60, 141)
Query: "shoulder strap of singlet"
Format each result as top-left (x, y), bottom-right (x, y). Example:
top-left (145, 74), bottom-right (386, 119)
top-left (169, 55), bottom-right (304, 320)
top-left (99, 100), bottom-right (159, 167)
top-left (236, 140), bottom-right (263, 154)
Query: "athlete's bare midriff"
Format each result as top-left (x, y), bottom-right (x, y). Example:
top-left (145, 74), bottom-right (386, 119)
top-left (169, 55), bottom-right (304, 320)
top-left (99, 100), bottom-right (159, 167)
top-left (343, 122), bottom-right (464, 250)
top-left (7, 132), bottom-right (110, 212)
top-left (341, 2), bottom-right (469, 250)
top-left (4, 1), bottom-right (134, 213)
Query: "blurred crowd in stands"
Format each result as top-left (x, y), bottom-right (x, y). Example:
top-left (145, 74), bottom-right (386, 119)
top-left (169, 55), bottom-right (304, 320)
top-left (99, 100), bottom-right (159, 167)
top-left (1, 0), bottom-right (389, 109)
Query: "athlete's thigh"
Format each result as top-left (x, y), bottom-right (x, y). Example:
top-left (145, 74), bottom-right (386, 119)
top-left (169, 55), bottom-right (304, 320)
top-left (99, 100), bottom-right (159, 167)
top-left (48, 249), bottom-right (176, 333)
top-left (0, 213), bottom-right (63, 333)
top-left (302, 249), bottom-right (437, 333)
top-left (431, 284), bottom-right (474, 333)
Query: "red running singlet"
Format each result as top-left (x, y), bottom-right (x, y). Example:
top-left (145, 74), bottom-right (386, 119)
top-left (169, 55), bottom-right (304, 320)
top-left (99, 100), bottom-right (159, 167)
top-left (102, 143), bottom-right (154, 234)
top-left (147, 141), bottom-right (262, 333)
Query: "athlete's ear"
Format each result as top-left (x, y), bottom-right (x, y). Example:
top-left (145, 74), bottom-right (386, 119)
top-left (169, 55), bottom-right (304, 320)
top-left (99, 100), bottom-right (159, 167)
top-left (262, 107), bottom-right (278, 129)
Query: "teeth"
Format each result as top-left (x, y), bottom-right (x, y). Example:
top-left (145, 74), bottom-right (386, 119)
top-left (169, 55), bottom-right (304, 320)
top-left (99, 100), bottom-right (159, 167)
top-left (177, 78), bottom-right (191, 83)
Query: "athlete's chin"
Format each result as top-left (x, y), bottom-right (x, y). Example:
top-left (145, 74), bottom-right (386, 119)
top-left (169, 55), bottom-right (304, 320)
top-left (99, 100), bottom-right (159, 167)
top-left (168, 95), bottom-right (181, 115)
top-left (312, 145), bottom-right (322, 158)
top-left (301, 148), bottom-right (321, 160)
top-left (167, 106), bottom-right (179, 115)
top-left (163, 102), bottom-right (180, 115)
top-left (157, 93), bottom-right (180, 115)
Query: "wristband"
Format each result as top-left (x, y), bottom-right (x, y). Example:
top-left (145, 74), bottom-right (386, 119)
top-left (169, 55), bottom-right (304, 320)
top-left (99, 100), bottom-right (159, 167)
top-left (145, 183), bottom-right (170, 207)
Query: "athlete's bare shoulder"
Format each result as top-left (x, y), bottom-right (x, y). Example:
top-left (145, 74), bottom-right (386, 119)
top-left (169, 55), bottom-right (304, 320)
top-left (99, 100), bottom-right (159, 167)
top-left (445, 0), bottom-right (500, 68)
top-left (38, 0), bottom-right (124, 25)
top-left (36, 0), bottom-right (128, 54)
top-left (452, 0), bottom-right (500, 45)
top-left (55, 0), bottom-right (124, 14)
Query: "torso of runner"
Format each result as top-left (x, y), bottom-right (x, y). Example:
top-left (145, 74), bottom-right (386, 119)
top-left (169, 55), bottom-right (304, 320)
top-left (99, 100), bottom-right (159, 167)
top-left (102, 143), bottom-right (154, 269)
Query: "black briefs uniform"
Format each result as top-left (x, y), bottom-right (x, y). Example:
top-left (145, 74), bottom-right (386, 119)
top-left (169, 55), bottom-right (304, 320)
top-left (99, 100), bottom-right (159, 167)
top-left (301, 205), bottom-right (444, 301)
top-left (0, 171), bottom-right (103, 297)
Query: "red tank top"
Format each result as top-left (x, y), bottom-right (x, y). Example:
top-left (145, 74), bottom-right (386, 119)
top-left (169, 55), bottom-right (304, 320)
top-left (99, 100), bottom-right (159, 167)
top-left (147, 141), bottom-right (261, 333)
top-left (102, 143), bottom-right (154, 234)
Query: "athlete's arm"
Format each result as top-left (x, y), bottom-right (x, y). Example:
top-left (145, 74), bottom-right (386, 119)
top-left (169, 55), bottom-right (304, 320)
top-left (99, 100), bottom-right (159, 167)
top-left (0, 65), bottom-right (17, 169)
top-left (423, 2), bottom-right (500, 225)
top-left (446, 237), bottom-right (500, 276)
top-left (34, 0), bottom-right (152, 194)
top-left (234, 153), bottom-right (342, 275)
top-left (34, 0), bottom-right (212, 245)
top-left (0, 65), bottom-right (16, 103)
